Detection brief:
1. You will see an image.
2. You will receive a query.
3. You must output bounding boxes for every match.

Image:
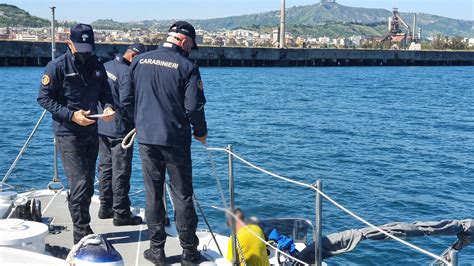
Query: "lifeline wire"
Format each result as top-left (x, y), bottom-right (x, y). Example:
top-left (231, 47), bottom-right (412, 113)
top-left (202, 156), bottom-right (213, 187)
top-left (42, 188), bottom-right (64, 215)
top-left (206, 147), bottom-right (451, 265)
top-left (203, 143), bottom-right (228, 208)
top-left (2, 109), bottom-right (47, 184)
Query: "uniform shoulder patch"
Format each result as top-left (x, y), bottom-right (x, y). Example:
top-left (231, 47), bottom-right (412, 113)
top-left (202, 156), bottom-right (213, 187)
top-left (41, 74), bottom-right (50, 86)
top-left (198, 80), bottom-right (204, 91)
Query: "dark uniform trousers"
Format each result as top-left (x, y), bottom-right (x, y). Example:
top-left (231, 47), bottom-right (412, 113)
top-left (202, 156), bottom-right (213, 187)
top-left (98, 135), bottom-right (133, 214)
top-left (56, 135), bottom-right (98, 241)
top-left (139, 143), bottom-right (199, 251)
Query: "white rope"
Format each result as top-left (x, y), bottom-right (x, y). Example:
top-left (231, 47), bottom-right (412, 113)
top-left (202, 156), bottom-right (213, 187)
top-left (212, 206), bottom-right (309, 265)
top-left (122, 128), bottom-right (136, 149)
top-left (206, 147), bottom-right (451, 265)
top-left (66, 234), bottom-right (99, 264)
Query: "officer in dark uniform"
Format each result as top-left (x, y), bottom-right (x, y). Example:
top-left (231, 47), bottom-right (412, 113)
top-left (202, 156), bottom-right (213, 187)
top-left (37, 24), bottom-right (115, 244)
top-left (97, 43), bottom-right (146, 226)
top-left (121, 21), bottom-right (207, 264)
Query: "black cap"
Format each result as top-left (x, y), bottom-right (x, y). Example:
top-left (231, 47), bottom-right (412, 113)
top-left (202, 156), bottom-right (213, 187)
top-left (168, 21), bottom-right (198, 50)
top-left (70, 23), bottom-right (95, 53)
top-left (128, 43), bottom-right (147, 54)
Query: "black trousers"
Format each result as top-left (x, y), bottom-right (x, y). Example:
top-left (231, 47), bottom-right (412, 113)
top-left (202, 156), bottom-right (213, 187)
top-left (98, 135), bottom-right (133, 215)
top-left (56, 135), bottom-right (98, 240)
top-left (139, 143), bottom-right (199, 251)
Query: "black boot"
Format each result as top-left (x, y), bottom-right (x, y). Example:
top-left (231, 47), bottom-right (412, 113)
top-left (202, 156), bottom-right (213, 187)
top-left (98, 205), bottom-right (113, 219)
top-left (73, 226), bottom-right (94, 244)
top-left (144, 248), bottom-right (166, 265)
top-left (113, 212), bottom-right (143, 226)
top-left (181, 249), bottom-right (205, 264)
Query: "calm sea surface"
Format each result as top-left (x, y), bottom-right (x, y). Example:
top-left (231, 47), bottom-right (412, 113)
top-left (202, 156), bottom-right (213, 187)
top-left (0, 66), bottom-right (473, 265)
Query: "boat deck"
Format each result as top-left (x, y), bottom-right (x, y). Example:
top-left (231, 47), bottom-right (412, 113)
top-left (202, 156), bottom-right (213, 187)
top-left (35, 190), bottom-right (214, 265)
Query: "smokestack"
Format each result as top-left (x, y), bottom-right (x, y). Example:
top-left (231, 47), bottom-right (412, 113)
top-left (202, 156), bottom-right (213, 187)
top-left (388, 16), bottom-right (393, 31)
top-left (279, 0), bottom-right (286, 48)
top-left (412, 13), bottom-right (417, 41)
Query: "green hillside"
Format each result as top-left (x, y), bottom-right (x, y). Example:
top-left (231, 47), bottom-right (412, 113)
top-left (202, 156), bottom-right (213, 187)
top-left (190, 1), bottom-right (391, 30)
top-left (2, 1), bottom-right (473, 38)
top-left (241, 21), bottom-right (387, 38)
top-left (91, 19), bottom-right (152, 30)
top-left (0, 4), bottom-right (49, 27)
top-left (187, 1), bottom-right (473, 37)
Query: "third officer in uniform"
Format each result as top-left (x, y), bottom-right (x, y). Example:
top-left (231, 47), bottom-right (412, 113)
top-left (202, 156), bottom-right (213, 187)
top-left (97, 43), bottom-right (146, 226)
top-left (121, 21), bottom-right (207, 264)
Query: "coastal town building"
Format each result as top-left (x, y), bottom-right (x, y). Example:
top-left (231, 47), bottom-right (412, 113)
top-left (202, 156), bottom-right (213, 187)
top-left (0, 24), bottom-right (471, 50)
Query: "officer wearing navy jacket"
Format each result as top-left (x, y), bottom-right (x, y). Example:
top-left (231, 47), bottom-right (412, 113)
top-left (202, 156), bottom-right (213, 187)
top-left (97, 43), bottom-right (146, 226)
top-left (37, 24), bottom-right (115, 244)
top-left (121, 21), bottom-right (207, 264)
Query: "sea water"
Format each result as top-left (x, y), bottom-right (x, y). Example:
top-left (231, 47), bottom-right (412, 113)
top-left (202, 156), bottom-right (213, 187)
top-left (0, 66), bottom-right (473, 265)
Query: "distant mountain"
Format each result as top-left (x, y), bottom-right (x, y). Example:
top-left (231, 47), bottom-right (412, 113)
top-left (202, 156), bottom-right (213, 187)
top-left (0, 4), bottom-right (49, 27)
top-left (89, 1), bottom-right (473, 38)
top-left (189, 1), bottom-right (391, 30)
top-left (2, 2), bottom-right (473, 38)
top-left (185, 1), bottom-right (473, 37)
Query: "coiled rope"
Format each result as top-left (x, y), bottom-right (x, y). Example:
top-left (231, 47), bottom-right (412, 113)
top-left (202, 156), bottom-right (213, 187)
top-left (206, 147), bottom-right (451, 265)
top-left (122, 128), bottom-right (136, 149)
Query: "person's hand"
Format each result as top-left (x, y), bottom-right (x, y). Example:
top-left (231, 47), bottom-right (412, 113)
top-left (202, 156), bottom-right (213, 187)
top-left (194, 133), bottom-right (208, 144)
top-left (101, 107), bottom-right (115, 122)
top-left (72, 110), bottom-right (96, 126)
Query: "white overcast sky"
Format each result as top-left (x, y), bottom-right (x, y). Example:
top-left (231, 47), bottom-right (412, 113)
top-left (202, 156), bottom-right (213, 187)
top-left (2, 0), bottom-right (473, 22)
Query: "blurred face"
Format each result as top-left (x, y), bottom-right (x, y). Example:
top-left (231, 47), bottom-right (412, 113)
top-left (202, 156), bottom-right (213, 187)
top-left (67, 40), bottom-right (93, 65)
top-left (227, 210), bottom-right (245, 228)
top-left (123, 50), bottom-right (138, 63)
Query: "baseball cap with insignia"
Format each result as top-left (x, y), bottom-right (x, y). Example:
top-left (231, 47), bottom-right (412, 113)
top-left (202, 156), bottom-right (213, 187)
top-left (70, 23), bottom-right (95, 53)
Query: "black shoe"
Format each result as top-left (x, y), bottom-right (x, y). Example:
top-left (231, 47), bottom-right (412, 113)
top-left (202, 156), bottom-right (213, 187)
top-left (181, 249), bottom-right (205, 264)
top-left (144, 248), bottom-right (166, 265)
top-left (98, 205), bottom-right (113, 219)
top-left (113, 212), bottom-right (143, 226)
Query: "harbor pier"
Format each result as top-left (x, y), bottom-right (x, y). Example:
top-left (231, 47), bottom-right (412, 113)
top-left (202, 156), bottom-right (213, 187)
top-left (0, 41), bottom-right (473, 67)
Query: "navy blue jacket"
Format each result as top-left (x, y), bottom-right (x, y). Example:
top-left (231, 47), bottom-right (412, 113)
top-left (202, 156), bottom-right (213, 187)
top-left (121, 42), bottom-right (207, 147)
top-left (98, 57), bottom-right (132, 138)
top-left (37, 50), bottom-right (113, 136)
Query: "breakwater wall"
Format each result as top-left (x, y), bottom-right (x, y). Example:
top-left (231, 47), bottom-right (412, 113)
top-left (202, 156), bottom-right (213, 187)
top-left (1, 40), bottom-right (473, 67)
